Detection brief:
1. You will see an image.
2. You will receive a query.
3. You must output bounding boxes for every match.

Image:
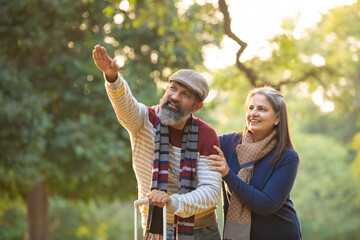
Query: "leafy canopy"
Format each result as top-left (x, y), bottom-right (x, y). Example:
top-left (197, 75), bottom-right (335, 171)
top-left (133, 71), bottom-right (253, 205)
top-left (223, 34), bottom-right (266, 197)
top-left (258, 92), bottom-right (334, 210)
top-left (0, 0), bottom-right (222, 200)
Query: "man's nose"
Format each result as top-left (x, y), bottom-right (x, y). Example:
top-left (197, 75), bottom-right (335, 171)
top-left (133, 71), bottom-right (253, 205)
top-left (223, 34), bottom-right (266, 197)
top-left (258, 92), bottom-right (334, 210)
top-left (171, 92), bottom-right (181, 102)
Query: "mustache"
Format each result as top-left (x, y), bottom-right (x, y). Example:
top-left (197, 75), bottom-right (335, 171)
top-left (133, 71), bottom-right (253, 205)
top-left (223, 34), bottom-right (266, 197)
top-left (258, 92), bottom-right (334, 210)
top-left (162, 98), bottom-right (182, 112)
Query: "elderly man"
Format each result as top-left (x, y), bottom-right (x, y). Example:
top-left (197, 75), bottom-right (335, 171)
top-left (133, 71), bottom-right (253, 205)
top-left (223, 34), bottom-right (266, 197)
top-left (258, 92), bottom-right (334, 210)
top-left (92, 45), bottom-right (221, 240)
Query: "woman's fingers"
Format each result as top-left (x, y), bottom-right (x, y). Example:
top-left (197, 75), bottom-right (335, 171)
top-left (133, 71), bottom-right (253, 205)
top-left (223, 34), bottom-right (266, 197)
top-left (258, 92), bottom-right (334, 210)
top-left (207, 161), bottom-right (220, 167)
top-left (207, 155), bottom-right (225, 164)
top-left (208, 164), bottom-right (226, 174)
top-left (207, 154), bottom-right (219, 161)
top-left (208, 166), bottom-right (220, 171)
top-left (213, 145), bottom-right (225, 157)
top-left (207, 146), bottom-right (229, 176)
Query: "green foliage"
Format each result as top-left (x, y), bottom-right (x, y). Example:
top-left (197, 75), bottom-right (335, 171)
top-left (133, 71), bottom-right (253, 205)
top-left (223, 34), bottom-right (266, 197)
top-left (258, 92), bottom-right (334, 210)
top-left (0, 196), bottom-right (224, 240)
top-left (0, 0), bottom-right (136, 201)
top-left (306, 0), bottom-right (360, 180)
top-left (351, 132), bottom-right (360, 177)
top-left (307, 0), bottom-right (360, 114)
top-left (0, 65), bottom-right (51, 196)
top-left (233, 0), bottom-right (360, 122)
top-left (284, 90), bottom-right (360, 147)
top-left (0, 200), bottom-right (26, 240)
top-left (0, 0), bottom-right (222, 203)
top-left (202, 66), bottom-right (252, 134)
top-left (292, 129), bottom-right (360, 239)
top-left (303, 0), bottom-right (360, 179)
top-left (48, 198), bottom-right (138, 240)
top-left (0, 197), bottom-right (138, 240)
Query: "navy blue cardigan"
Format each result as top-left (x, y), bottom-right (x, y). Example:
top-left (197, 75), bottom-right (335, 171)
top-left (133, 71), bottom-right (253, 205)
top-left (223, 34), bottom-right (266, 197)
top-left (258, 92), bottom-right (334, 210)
top-left (219, 133), bottom-right (301, 240)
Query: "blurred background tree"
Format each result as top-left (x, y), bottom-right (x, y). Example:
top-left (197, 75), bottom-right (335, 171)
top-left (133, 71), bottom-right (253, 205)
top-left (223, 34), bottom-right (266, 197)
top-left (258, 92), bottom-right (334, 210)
top-left (1, 0), bottom-right (360, 239)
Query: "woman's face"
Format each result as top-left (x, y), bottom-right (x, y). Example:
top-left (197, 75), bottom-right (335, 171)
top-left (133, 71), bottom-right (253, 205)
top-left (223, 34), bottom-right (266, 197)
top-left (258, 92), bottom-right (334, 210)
top-left (246, 94), bottom-right (280, 142)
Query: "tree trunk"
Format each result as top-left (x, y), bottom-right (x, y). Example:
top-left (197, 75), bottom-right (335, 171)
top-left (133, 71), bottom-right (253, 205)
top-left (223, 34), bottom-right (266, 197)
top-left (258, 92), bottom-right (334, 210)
top-left (24, 181), bottom-right (50, 240)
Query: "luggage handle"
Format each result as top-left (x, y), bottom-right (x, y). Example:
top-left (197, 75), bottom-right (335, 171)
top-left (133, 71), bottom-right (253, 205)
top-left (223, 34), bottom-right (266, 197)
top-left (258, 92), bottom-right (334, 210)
top-left (134, 198), bottom-right (167, 240)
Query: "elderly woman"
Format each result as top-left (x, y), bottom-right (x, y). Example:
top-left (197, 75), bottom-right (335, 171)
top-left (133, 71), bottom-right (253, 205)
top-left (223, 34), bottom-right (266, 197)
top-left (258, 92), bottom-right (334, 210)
top-left (207, 86), bottom-right (301, 240)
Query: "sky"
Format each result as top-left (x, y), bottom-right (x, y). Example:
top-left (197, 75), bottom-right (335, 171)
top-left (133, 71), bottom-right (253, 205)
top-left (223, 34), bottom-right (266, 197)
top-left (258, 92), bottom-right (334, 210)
top-left (202, 0), bottom-right (357, 69)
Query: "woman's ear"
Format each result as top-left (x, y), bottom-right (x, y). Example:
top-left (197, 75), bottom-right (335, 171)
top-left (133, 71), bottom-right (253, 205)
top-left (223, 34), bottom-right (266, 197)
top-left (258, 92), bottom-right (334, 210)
top-left (274, 114), bottom-right (280, 126)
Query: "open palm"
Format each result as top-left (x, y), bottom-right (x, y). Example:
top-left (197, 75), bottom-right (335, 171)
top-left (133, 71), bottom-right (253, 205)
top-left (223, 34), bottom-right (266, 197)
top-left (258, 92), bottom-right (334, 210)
top-left (92, 45), bottom-right (119, 81)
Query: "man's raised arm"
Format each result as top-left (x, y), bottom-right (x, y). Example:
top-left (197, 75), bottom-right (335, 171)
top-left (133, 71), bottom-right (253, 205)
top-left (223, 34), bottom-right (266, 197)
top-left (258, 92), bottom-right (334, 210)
top-left (92, 44), bottom-right (119, 83)
top-left (92, 44), bottom-right (148, 136)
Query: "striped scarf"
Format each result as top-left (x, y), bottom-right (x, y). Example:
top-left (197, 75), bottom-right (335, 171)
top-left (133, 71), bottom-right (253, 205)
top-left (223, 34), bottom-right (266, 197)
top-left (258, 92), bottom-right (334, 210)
top-left (144, 115), bottom-right (198, 240)
top-left (223, 130), bottom-right (277, 240)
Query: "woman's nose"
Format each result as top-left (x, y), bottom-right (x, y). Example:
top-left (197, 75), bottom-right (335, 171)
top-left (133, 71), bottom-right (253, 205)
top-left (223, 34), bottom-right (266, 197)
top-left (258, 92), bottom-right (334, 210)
top-left (250, 109), bottom-right (258, 116)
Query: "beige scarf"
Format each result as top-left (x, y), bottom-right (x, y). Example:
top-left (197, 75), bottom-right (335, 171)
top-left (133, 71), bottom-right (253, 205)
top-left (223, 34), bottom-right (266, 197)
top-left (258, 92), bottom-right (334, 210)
top-left (223, 130), bottom-right (277, 240)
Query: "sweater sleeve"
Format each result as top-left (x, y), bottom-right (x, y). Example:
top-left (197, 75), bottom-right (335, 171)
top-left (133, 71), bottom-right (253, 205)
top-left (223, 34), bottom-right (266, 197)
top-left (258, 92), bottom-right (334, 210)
top-left (223, 151), bottom-right (299, 215)
top-left (105, 73), bottom-right (148, 136)
top-left (168, 125), bottom-right (222, 218)
top-left (169, 155), bottom-right (222, 218)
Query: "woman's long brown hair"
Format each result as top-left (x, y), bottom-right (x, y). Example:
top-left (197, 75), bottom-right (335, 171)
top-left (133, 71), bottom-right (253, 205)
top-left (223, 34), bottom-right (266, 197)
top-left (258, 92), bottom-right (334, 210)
top-left (242, 86), bottom-right (295, 164)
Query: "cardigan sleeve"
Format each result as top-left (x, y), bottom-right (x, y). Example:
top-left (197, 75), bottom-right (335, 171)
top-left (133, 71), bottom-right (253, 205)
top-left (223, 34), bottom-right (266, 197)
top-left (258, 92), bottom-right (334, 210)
top-left (222, 150), bottom-right (299, 215)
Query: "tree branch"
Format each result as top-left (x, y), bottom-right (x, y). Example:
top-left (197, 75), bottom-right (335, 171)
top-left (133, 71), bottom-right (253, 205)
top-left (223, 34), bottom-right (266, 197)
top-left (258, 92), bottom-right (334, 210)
top-left (218, 0), bottom-right (258, 86)
top-left (277, 70), bottom-right (317, 89)
top-left (218, 0), bottom-right (329, 93)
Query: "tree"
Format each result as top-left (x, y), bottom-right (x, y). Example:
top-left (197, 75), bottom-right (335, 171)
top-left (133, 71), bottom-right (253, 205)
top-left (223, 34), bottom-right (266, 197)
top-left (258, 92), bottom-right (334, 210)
top-left (0, 0), bottom-right (222, 239)
top-left (217, 0), bottom-right (359, 106)
top-left (217, 0), bottom-right (321, 88)
top-left (216, 0), bottom-right (360, 172)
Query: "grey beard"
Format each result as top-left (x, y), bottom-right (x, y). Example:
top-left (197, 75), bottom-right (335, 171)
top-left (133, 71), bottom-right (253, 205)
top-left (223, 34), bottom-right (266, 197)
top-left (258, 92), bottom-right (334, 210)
top-left (158, 98), bottom-right (193, 126)
top-left (158, 107), bottom-right (190, 126)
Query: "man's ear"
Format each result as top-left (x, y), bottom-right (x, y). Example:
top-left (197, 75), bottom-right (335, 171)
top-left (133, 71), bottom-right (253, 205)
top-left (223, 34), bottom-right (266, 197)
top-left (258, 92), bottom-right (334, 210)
top-left (191, 102), bottom-right (203, 114)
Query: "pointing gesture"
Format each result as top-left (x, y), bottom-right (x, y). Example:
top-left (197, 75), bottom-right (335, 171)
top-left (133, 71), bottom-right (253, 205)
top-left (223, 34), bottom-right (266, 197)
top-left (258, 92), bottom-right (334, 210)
top-left (92, 44), bottom-right (119, 82)
top-left (207, 145), bottom-right (229, 177)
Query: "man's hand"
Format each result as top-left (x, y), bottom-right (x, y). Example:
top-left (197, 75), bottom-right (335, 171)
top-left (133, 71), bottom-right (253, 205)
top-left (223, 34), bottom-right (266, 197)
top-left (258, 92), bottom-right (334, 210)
top-left (92, 44), bottom-right (119, 82)
top-left (147, 190), bottom-right (172, 208)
